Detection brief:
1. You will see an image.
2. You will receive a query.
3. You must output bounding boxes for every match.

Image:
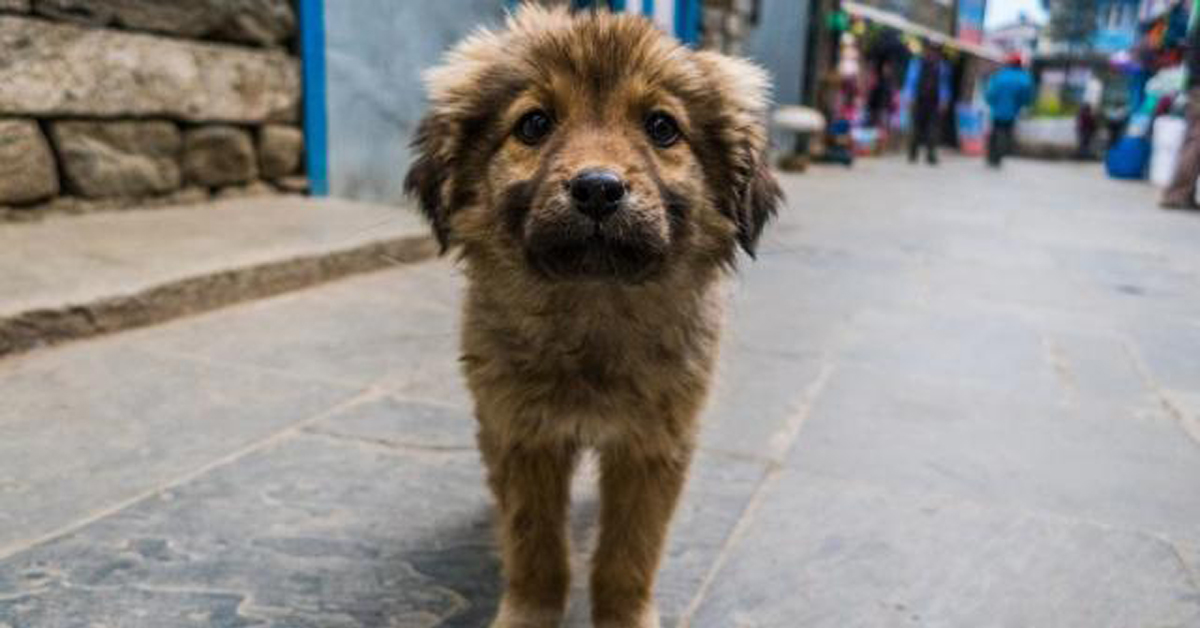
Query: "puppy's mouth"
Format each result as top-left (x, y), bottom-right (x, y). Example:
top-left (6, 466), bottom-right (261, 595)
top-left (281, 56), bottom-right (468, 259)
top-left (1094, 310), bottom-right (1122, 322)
top-left (525, 225), bottom-right (666, 282)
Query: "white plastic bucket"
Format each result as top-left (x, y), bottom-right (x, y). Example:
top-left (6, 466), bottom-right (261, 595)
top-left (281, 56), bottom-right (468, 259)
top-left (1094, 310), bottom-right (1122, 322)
top-left (1150, 116), bottom-right (1187, 187)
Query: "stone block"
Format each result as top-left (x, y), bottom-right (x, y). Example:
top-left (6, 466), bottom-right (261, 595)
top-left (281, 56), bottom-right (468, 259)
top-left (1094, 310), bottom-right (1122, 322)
top-left (275, 175), bottom-right (309, 194)
top-left (32, 0), bottom-right (295, 46)
top-left (50, 120), bottom-right (181, 199)
top-left (182, 125), bottom-right (257, 187)
top-left (12, 187), bottom-right (208, 221)
top-left (213, 180), bottom-right (276, 200)
top-left (0, 119), bottom-right (58, 205)
top-left (0, 16), bottom-right (299, 123)
top-left (0, 0), bottom-right (29, 11)
top-left (257, 124), bottom-right (303, 178)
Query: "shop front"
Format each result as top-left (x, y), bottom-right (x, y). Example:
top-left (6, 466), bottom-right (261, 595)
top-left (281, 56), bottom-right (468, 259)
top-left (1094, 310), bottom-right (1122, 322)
top-left (808, 0), bottom-right (1001, 160)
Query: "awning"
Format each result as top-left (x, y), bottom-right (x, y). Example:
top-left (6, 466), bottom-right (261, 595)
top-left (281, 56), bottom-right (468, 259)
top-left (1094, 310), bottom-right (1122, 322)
top-left (842, 0), bottom-right (1005, 63)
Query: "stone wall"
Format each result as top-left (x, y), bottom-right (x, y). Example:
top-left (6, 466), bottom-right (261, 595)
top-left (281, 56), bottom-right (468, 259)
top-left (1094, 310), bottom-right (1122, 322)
top-left (0, 1), bottom-right (305, 220)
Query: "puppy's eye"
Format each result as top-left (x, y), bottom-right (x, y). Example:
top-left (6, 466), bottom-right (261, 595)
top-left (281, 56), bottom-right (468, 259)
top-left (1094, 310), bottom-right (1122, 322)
top-left (515, 110), bottom-right (554, 145)
top-left (645, 112), bottom-right (681, 148)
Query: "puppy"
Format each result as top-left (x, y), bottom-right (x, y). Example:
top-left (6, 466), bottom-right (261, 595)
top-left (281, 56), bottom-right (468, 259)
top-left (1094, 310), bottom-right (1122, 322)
top-left (405, 6), bottom-right (780, 627)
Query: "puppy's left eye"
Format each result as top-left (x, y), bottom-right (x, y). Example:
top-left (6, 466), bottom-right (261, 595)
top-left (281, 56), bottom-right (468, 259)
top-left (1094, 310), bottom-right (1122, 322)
top-left (645, 112), bottom-right (681, 148)
top-left (515, 110), bottom-right (554, 145)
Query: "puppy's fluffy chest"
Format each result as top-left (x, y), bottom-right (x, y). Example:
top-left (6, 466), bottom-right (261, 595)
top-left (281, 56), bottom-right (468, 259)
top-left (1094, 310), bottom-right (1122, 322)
top-left (460, 280), bottom-right (723, 444)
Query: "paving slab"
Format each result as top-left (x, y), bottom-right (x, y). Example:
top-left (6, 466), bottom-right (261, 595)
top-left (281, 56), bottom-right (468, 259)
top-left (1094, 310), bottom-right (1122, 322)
top-left (0, 424), bottom-right (766, 628)
top-left (0, 196), bottom-right (435, 355)
top-left (127, 262), bottom-right (466, 397)
top-left (1128, 320), bottom-right (1200, 393)
top-left (791, 361), bottom-right (1200, 545)
top-left (0, 435), bottom-right (494, 628)
top-left (687, 470), bottom-right (1200, 628)
top-left (699, 346), bottom-right (829, 461)
top-left (308, 396), bottom-right (477, 451)
top-left (0, 338), bottom-right (357, 558)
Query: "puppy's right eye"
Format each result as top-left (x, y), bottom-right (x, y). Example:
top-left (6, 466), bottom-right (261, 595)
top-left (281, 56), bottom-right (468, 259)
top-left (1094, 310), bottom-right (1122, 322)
top-left (515, 110), bottom-right (554, 145)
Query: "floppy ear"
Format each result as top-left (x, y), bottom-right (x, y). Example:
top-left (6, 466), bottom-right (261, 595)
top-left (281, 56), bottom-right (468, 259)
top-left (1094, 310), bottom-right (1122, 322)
top-left (404, 114), bottom-right (454, 251)
top-left (736, 157), bottom-right (782, 257)
top-left (691, 51), bottom-right (783, 257)
top-left (403, 11), bottom-right (539, 252)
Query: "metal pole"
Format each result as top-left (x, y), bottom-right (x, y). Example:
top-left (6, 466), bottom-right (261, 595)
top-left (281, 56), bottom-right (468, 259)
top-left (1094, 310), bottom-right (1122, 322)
top-left (298, 0), bottom-right (329, 197)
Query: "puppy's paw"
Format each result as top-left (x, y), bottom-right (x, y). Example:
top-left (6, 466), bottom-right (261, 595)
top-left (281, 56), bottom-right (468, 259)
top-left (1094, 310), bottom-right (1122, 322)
top-left (489, 597), bottom-right (564, 628)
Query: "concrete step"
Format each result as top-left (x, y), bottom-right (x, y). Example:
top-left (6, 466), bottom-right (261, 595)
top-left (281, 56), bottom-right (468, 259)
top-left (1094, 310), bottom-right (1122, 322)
top-left (0, 195), bottom-right (436, 356)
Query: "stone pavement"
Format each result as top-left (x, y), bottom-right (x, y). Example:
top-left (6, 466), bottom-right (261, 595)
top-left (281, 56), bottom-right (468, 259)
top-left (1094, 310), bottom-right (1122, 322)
top-left (2, 157), bottom-right (1199, 627)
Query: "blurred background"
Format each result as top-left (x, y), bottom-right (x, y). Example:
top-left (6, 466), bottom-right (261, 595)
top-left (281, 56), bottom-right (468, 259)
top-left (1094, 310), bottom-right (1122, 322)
top-left (1, 1), bottom-right (1199, 627)
top-left (0, 0), bottom-right (1182, 213)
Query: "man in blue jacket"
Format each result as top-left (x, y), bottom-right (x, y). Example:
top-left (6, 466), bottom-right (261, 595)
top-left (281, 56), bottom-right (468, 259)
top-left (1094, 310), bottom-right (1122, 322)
top-left (985, 54), bottom-right (1034, 167)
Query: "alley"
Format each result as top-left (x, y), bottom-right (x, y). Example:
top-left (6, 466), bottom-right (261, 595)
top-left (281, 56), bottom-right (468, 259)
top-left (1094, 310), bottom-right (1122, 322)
top-left (1, 157), bottom-right (1199, 627)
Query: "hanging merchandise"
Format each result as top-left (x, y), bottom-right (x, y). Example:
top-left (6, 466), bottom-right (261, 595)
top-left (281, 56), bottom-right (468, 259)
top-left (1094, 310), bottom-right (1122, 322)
top-left (838, 33), bottom-right (862, 79)
top-left (827, 10), bottom-right (849, 33)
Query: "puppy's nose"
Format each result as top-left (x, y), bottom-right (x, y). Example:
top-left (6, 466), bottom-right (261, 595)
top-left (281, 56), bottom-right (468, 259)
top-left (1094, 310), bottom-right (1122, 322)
top-left (569, 169), bottom-right (625, 221)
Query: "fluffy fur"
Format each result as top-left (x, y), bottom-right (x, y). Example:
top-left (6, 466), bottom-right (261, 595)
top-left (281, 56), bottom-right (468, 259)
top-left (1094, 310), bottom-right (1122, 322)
top-left (405, 6), bottom-right (781, 627)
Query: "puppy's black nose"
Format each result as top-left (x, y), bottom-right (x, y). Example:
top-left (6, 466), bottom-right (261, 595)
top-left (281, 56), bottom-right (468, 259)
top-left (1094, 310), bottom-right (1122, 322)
top-left (569, 169), bottom-right (625, 221)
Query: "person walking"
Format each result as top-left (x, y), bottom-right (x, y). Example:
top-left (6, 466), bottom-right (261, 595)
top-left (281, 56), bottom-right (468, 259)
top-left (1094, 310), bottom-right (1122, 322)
top-left (1076, 103), bottom-right (1098, 159)
top-left (1161, 14), bottom-right (1200, 210)
top-left (984, 54), bottom-right (1034, 167)
top-left (903, 44), bottom-right (951, 165)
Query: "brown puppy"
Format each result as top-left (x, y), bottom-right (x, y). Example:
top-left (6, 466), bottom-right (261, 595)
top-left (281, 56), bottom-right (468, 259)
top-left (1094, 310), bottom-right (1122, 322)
top-left (405, 6), bottom-right (780, 627)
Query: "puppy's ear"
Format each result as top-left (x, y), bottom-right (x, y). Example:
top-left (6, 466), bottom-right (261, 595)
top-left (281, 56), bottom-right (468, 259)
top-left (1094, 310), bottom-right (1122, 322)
top-left (404, 19), bottom-right (522, 252)
top-left (404, 114), bottom-right (454, 251)
top-left (737, 158), bottom-right (782, 257)
top-left (691, 51), bottom-right (783, 257)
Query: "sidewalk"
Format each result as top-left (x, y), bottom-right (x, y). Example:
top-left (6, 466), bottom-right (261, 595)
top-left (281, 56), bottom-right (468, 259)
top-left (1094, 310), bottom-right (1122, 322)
top-left (1, 157), bottom-right (1198, 627)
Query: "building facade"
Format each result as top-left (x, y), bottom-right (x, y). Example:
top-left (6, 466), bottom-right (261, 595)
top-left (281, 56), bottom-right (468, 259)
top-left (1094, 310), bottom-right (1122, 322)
top-left (985, 14), bottom-right (1044, 60)
top-left (319, 0), bottom-right (809, 204)
top-left (1095, 0), bottom-right (1142, 53)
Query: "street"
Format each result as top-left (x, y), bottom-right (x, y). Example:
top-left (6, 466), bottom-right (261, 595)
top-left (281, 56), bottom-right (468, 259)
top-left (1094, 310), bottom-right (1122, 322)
top-left (2, 156), bottom-right (1199, 627)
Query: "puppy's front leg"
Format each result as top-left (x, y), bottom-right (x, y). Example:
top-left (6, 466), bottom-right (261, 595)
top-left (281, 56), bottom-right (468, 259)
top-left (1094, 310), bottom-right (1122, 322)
top-left (480, 430), bottom-right (577, 628)
top-left (590, 443), bottom-right (693, 628)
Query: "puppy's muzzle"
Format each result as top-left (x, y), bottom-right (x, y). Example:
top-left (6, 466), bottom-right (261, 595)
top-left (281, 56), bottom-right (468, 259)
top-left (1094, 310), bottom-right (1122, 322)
top-left (525, 168), bottom-right (666, 283)
top-left (569, 168), bottom-right (626, 222)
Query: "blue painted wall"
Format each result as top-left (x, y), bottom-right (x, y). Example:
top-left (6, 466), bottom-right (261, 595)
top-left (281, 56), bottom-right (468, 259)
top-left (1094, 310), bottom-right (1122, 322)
top-left (323, 0), bottom-right (506, 204)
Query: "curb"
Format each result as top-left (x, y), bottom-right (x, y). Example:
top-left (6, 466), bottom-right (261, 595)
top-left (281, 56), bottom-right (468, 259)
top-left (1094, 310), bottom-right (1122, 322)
top-left (0, 234), bottom-right (437, 357)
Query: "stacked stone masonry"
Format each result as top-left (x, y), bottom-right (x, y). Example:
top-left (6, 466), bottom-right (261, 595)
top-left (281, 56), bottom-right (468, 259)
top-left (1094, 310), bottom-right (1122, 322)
top-left (0, 1), bottom-right (306, 219)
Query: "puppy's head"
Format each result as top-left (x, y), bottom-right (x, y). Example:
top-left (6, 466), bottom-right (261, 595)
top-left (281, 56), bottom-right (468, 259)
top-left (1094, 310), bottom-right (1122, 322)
top-left (405, 5), bottom-right (781, 282)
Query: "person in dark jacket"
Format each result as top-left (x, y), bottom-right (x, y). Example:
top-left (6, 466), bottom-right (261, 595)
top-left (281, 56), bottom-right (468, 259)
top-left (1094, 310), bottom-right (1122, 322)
top-left (1076, 103), bottom-right (1098, 159)
top-left (903, 45), bottom-right (951, 165)
top-left (1162, 17), bottom-right (1200, 210)
top-left (984, 54), bottom-right (1034, 167)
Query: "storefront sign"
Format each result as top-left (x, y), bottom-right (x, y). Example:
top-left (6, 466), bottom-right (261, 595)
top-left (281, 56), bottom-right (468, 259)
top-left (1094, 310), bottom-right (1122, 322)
top-left (956, 0), bottom-right (986, 44)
